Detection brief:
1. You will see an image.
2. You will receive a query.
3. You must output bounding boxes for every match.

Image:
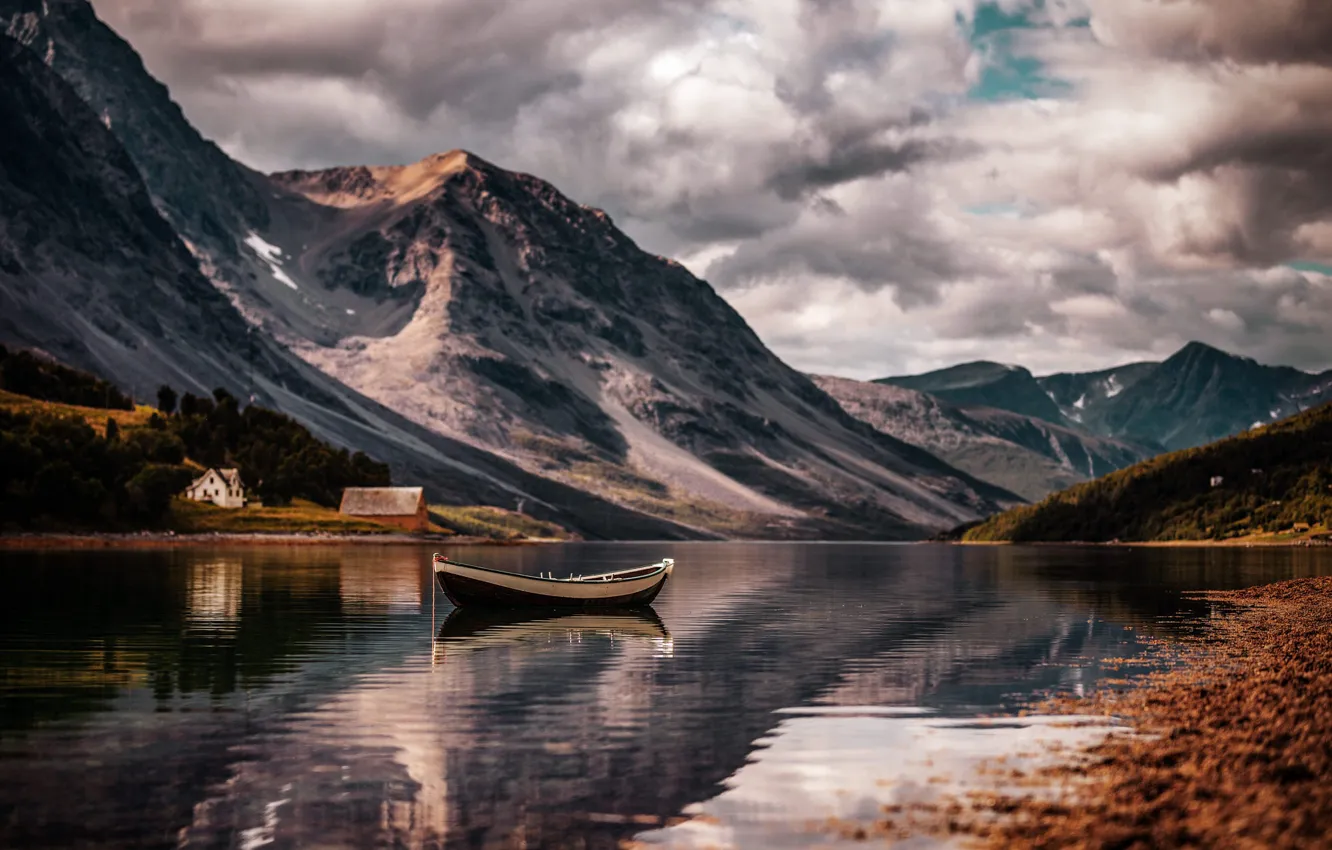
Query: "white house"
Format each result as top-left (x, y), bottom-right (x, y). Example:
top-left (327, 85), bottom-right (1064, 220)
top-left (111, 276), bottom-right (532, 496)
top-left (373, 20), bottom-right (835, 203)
top-left (184, 468), bottom-right (246, 509)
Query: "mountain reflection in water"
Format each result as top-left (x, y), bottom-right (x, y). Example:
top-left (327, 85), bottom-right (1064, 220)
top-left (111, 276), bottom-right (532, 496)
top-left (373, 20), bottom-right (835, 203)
top-left (1, 543), bottom-right (1331, 849)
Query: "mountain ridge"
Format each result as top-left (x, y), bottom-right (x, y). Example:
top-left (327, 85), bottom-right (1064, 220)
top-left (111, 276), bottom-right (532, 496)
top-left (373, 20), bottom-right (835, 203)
top-left (256, 143), bottom-right (1023, 535)
top-left (882, 341), bottom-right (1332, 454)
top-left (877, 361), bottom-right (1069, 425)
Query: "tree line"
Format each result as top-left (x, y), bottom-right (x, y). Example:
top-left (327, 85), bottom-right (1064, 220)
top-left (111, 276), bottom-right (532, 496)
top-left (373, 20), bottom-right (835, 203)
top-left (0, 408), bottom-right (191, 530)
top-left (0, 366), bottom-right (392, 530)
top-left (965, 402), bottom-right (1332, 542)
top-left (154, 385), bottom-right (390, 507)
top-left (0, 345), bottom-right (133, 409)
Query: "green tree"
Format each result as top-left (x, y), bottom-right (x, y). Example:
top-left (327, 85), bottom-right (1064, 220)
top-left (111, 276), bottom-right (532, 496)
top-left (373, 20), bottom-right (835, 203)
top-left (124, 464), bottom-right (194, 523)
top-left (156, 385), bottom-right (178, 415)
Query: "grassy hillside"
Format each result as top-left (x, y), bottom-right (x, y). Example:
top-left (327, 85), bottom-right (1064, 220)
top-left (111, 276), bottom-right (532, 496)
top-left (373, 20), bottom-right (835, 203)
top-left (0, 390), bottom-right (157, 429)
top-left (169, 498), bottom-right (398, 534)
top-left (964, 402), bottom-right (1332, 543)
top-left (428, 505), bottom-right (572, 540)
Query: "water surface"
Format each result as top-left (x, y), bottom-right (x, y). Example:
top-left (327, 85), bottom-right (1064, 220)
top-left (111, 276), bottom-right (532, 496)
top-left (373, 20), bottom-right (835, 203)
top-left (2, 542), bottom-right (1330, 848)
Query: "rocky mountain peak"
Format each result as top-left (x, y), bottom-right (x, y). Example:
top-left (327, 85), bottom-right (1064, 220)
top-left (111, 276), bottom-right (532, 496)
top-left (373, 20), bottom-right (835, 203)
top-left (1168, 340), bottom-right (1236, 367)
top-left (272, 150), bottom-right (488, 209)
top-left (259, 146), bottom-right (1022, 536)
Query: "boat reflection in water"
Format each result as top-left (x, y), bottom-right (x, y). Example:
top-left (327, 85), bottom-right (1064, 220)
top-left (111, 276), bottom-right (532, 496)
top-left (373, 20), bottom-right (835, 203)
top-left (433, 606), bottom-right (673, 665)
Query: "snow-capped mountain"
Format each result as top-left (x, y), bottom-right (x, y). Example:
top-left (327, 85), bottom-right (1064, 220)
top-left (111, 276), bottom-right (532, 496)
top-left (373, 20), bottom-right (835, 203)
top-left (0, 0), bottom-right (1019, 539)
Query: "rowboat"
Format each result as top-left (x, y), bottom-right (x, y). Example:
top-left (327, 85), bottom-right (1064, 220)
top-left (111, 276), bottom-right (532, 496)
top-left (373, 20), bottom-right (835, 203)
top-left (432, 553), bottom-right (674, 609)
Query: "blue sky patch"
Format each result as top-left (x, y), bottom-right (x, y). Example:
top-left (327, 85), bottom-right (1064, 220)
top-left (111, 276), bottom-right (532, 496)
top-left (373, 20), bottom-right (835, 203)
top-left (969, 52), bottom-right (1072, 101)
top-left (1288, 261), bottom-right (1332, 276)
top-left (965, 2), bottom-right (1078, 102)
top-left (971, 3), bottom-right (1035, 39)
top-left (965, 202), bottom-right (1025, 218)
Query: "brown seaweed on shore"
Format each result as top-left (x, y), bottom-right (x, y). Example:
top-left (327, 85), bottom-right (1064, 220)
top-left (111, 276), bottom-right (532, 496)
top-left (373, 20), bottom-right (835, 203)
top-left (924, 576), bottom-right (1332, 848)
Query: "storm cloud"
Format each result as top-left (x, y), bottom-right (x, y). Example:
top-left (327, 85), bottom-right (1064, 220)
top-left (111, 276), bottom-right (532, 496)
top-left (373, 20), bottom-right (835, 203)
top-left (91, 0), bottom-right (1332, 377)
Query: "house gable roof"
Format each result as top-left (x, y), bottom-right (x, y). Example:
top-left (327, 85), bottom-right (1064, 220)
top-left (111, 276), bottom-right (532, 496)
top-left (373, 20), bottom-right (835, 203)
top-left (189, 469), bottom-right (220, 490)
top-left (189, 468), bottom-right (244, 491)
top-left (339, 487), bottom-right (424, 516)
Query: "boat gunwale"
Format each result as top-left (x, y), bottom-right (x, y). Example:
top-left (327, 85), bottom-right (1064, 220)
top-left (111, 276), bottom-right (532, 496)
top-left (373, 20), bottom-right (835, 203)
top-left (433, 555), bottom-right (670, 585)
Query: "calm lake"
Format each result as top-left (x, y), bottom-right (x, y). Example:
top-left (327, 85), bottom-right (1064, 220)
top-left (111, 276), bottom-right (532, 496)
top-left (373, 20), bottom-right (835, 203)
top-left (3, 542), bottom-right (1331, 849)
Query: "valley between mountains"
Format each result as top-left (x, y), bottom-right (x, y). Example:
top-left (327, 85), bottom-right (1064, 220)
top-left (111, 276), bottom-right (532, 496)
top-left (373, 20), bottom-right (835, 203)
top-left (4, 0), bottom-right (1331, 540)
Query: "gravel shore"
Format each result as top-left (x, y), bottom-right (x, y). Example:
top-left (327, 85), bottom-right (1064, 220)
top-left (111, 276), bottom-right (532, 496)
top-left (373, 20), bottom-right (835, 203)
top-left (952, 576), bottom-right (1332, 848)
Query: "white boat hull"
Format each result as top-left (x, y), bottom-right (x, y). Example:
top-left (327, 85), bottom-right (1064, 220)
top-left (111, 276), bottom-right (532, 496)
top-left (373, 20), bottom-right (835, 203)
top-left (433, 557), bottom-right (674, 609)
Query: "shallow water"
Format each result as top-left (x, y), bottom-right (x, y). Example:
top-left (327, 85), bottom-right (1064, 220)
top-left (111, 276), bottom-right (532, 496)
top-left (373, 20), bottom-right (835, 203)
top-left (2, 542), bottom-right (1330, 849)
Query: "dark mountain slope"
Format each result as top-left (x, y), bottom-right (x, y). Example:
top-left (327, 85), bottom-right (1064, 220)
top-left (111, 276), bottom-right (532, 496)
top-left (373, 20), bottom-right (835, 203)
top-left (0, 32), bottom-right (288, 401)
top-left (1038, 361), bottom-right (1158, 430)
top-left (1091, 342), bottom-right (1326, 451)
top-left (877, 361), bottom-right (1068, 425)
top-left (2, 0), bottom-right (268, 261)
top-left (893, 343), bottom-right (1332, 458)
top-left (965, 401), bottom-right (1332, 543)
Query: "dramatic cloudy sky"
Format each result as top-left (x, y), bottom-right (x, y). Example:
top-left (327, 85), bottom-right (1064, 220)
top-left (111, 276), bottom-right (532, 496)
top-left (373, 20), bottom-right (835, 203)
top-left (93, 0), bottom-right (1332, 378)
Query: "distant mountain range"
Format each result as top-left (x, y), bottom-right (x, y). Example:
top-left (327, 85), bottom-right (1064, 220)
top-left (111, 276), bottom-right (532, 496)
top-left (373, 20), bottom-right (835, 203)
top-left (875, 342), bottom-right (1332, 453)
top-left (0, 0), bottom-right (1019, 539)
top-left (813, 341), bottom-right (1332, 501)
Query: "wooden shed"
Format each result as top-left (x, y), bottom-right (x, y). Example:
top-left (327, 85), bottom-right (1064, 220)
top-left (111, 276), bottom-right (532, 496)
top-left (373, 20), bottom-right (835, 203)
top-left (339, 487), bottom-right (429, 532)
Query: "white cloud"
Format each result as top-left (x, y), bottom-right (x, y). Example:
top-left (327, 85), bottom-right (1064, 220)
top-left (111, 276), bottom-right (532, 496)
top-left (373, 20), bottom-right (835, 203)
top-left (92, 0), bottom-right (1332, 375)
top-left (1205, 308), bottom-right (1244, 332)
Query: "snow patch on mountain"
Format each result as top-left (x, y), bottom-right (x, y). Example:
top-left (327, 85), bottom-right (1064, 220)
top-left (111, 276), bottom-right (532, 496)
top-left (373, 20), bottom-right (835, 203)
top-left (244, 231), bottom-right (297, 290)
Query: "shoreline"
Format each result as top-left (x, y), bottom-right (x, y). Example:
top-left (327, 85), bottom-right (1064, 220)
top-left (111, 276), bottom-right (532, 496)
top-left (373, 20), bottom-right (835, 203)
top-left (0, 532), bottom-right (566, 550)
top-left (894, 575), bottom-right (1332, 846)
top-left (954, 536), bottom-right (1331, 548)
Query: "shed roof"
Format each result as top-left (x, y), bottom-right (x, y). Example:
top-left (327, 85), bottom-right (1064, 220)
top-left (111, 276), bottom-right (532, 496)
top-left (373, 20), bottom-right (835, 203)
top-left (340, 487), bottom-right (424, 516)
